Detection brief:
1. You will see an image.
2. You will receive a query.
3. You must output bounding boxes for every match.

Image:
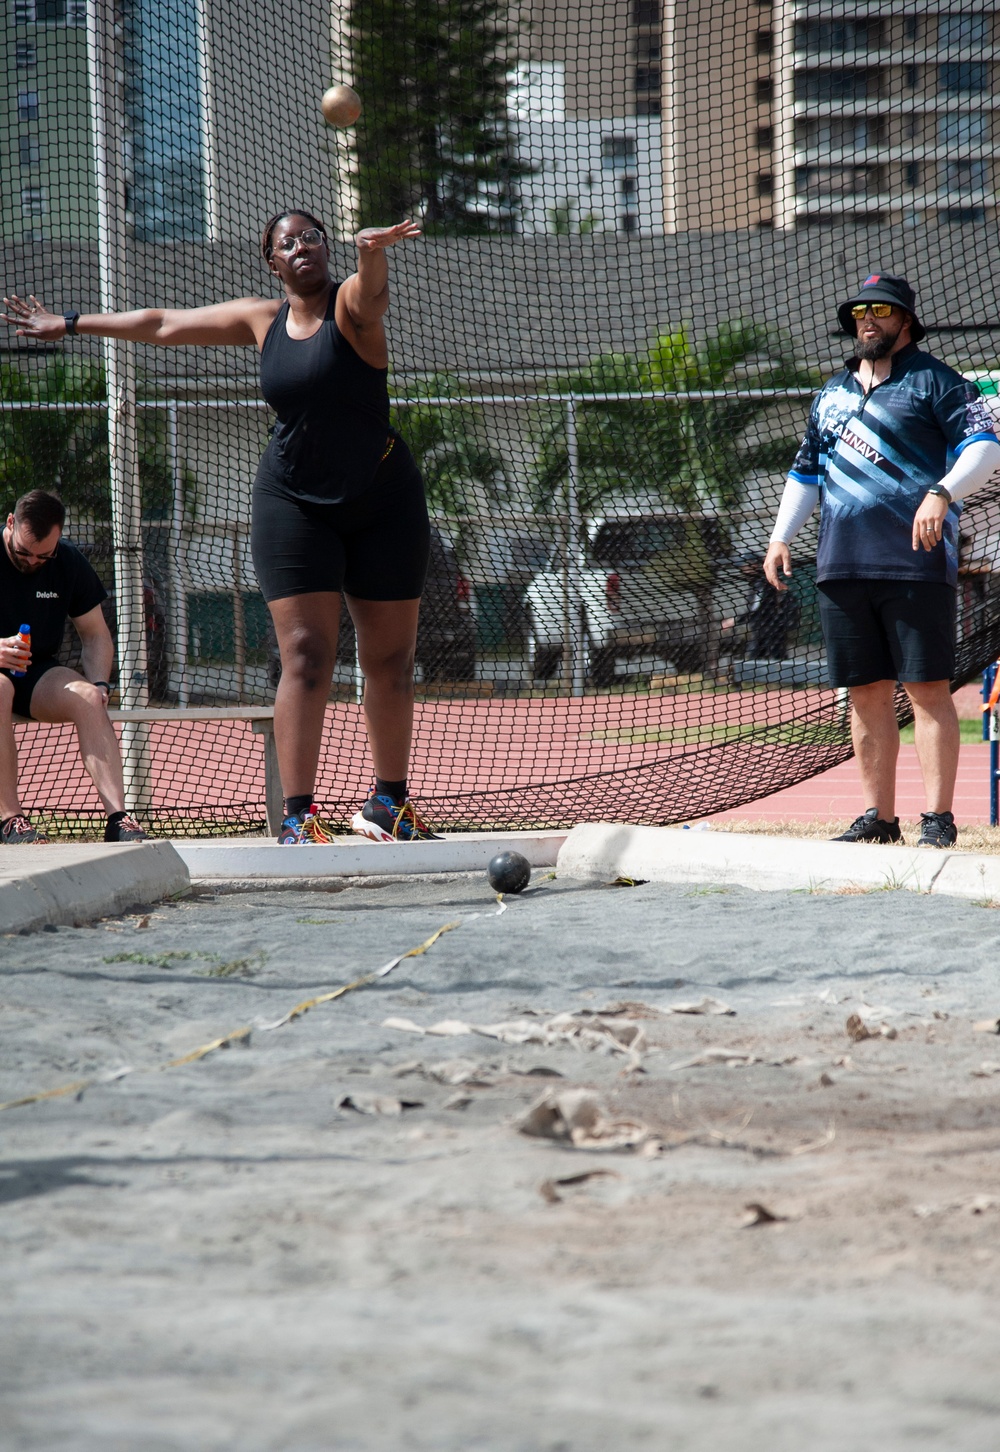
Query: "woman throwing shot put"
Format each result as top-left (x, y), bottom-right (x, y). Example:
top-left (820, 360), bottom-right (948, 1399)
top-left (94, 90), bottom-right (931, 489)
top-left (4, 211), bottom-right (440, 843)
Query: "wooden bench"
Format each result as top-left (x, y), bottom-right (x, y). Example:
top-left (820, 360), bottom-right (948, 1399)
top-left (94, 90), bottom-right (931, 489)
top-left (13, 705), bottom-right (282, 833)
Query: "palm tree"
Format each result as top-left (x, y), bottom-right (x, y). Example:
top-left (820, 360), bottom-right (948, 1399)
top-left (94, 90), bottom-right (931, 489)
top-left (531, 320), bottom-right (816, 519)
top-left (392, 372), bottom-right (509, 517)
top-left (0, 357), bottom-right (193, 520)
top-left (0, 357), bottom-right (109, 510)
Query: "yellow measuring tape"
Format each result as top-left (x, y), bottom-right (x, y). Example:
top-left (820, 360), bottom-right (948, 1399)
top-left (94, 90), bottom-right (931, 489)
top-left (0, 919), bottom-right (461, 1113)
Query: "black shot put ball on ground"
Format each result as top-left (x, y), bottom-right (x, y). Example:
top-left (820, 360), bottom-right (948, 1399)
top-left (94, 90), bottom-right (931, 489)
top-left (487, 850), bottom-right (532, 894)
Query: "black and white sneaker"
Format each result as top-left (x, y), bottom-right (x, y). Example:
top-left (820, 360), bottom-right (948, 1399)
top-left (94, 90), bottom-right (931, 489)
top-left (917, 810), bottom-right (957, 850)
top-left (0, 814), bottom-right (47, 844)
top-left (832, 808), bottom-right (901, 845)
top-left (104, 813), bottom-right (149, 843)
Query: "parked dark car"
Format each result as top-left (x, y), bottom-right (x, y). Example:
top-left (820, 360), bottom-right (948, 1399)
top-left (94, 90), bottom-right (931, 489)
top-left (267, 525), bottom-right (476, 689)
top-left (60, 564), bottom-right (170, 703)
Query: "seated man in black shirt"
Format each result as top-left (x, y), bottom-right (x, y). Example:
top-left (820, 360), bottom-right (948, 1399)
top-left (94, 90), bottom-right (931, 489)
top-left (0, 490), bottom-right (148, 844)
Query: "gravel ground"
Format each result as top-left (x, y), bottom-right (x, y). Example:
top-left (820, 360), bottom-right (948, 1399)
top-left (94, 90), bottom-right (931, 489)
top-left (2, 871), bottom-right (1000, 1451)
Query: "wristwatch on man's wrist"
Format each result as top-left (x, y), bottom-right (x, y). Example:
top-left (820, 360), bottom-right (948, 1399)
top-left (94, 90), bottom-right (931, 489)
top-left (925, 483), bottom-right (952, 504)
top-left (63, 312), bottom-right (80, 336)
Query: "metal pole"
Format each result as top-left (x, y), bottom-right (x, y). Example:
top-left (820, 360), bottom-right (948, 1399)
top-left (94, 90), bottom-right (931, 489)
top-left (86, 0), bottom-right (149, 809)
top-left (166, 403), bottom-right (190, 708)
top-left (985, 664), bottom-right (999, 828)
top-left (232, 526), bottom-right (246, 702)
top-left (563, 398), bottom-right (585, 697)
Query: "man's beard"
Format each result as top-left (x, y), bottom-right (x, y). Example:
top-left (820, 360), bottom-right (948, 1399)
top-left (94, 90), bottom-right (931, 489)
top-left (856, 321), bottom-right (904, 360)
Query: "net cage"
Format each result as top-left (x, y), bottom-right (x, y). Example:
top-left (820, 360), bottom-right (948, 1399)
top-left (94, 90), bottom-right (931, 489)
top-left (3, 0), bottom-right (1000, 836)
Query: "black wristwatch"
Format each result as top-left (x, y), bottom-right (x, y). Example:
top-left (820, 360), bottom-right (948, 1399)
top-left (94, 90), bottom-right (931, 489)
top-left (63, 312), bottom-right (80, 336)
top-left (925, 483), bottom-right (952, 504)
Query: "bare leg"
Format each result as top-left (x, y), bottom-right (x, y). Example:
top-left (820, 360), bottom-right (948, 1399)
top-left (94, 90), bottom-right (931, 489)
top-left (903, 679), bottom-right (960, 814)
top-left (0, 677), bottom-right (22, 819)
top-left (267, 592), bottom-right (340, 799)
top-left (347, 596), bottom-right (420, 783)
top-left (29, 668), bottom-right (126, 813)
top-left (848, 679), bottom-right (901, 819)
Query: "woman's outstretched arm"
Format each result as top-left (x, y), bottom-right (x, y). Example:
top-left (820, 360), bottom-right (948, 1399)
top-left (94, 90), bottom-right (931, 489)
top-left (2, 293), bottom-right (280, 348)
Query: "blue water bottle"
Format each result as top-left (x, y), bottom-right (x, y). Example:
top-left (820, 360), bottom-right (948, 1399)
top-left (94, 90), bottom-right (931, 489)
top-left (11, 623), bottom-right (30, 677)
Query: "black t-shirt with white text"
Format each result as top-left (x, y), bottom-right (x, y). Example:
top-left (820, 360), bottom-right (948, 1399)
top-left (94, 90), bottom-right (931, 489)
top-left (0, 536), bottom-right (108, 661)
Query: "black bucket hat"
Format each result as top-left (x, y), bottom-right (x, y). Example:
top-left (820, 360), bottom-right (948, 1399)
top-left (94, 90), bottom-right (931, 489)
top-left (837, 273), bottom-right (926, 343)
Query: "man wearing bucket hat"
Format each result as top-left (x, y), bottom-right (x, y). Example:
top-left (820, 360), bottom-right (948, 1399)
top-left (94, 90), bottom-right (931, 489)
top-left (764, 273), bottom-right (1000, 848)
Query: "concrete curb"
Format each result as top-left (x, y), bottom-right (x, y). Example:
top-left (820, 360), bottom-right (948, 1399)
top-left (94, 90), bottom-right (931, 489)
top-left (556, 823), bottom-right (1000, 901)
top-left (0, 842), bottom-right (191, 935)
top-left (172, 831), bottom-right (566, 883)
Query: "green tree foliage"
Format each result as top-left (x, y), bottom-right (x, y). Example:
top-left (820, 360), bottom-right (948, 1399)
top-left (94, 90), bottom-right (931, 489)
top-left (393, 373), bottom-right (508, 515)
top-left (0, 359), bottom-right (193, 519)
top-left (532, 321), bottom-right (816, 518)
top-left (348, 0), bottom-right (523, 231)
top-left (0, 358), bottom-right (109, 508)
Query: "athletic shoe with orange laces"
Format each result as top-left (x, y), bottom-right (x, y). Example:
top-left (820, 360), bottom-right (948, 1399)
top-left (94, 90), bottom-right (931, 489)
top-left (351, 793), bottom-right (442, 842)
top-left (104, 812), bottom-right (148, 843)
top-left (0, 814), bottom-right (47, 844)
top-left (277, 805), bottom-right (335, 845)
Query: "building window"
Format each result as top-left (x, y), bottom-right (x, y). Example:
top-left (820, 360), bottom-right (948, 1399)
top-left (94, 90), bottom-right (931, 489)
top-left (602, 135), bottom-right (637, 169)
top-left (636, 36), bottom-right (660, 63)
top-left (757, 173), bottom-right (773, 195)
top-left (939, 112), bottom-right (987, 148)
top-left (796, 117), bottom-right (884, 152)
top-left (756, 30), bottom-right (772, 55)
top-left (17, 91), bottom-right (39, 121)
top-left (636, 97), bottom-right (661, 116)
top-left (124, 0), bottom-right (208, 242)
top-left (18, 135), bottom-right (40, 167)
top-left (945, 160), bottom-right (987, 193)
top-left (631, 0), bottom-right (659, 24)
top-left (619, 176), bottom-right (637, 196)
top-left (756, 78), bottom-right (773, 102)
top-left (756, 125), bottom-right (773, 150)
top-left (21, 185), bottom-right (47, 214)
top-left (905, 162), bottom-right (921, 187)
top-left (795, 70), bottom-right (880, 104)
top-left (795, 165), bottom-right (883, 199)
top-left (939, 63), bottom-right (988, 94)
top-left (905, 17), bottom-right (920, 43)
top-left (939, 15), bottom-right (988, 51)
top-left (940, 207), bottom-right (985, 223)
top-left (15, 41), bottom-right (36, 66)
top-left (905, 65), bottom-right (919, 90)
top-left (634, 66), bottom-right (660, 93)
top-left (795, 19), bottom-right (882, 54)
top-left (13, 0), bottom-right (85, 22)
top-left (619, 214), bottom-right (638, 234)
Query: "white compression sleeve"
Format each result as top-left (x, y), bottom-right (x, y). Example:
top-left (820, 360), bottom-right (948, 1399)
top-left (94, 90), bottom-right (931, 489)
top-left (936, 438), bottom-right (1000, 502)
top-left (769, 479), bottom-right (818, 544)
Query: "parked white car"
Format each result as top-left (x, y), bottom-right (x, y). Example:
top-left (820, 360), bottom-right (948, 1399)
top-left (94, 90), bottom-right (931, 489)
top-left (523, 514), bottom-right (733, 684)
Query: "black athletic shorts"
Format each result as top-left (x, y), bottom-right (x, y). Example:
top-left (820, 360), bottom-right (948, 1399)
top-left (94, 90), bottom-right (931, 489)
top-left (251, 436), bottom-right (431, 603)
top-left (2, 658), bottom-right (61, 719)
top-left (818, 578), bottom-right (956, 688)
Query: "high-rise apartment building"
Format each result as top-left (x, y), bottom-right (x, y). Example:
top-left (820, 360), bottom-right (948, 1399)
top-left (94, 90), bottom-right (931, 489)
top-left (656, 1), bottom-right (999, 232)
top-left (2, 0), bottom-right (331, 247)
top-left (767, 4), bottom-right (999, 228)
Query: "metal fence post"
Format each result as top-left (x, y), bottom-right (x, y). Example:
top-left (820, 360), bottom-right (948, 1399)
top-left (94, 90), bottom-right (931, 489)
top-left (563, 397), bottom-right (585, 696)
top-left (984, 664), bottom-right (999, 828)
top-left (167, 402), bottom-right (190, 708)
top-left (87, 0), bottom-right (149, 811)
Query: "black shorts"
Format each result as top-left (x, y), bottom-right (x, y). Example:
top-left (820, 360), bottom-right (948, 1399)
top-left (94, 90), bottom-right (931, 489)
top-left (2, 658), bottom-right (61, 719)
top-left (818, 578), bottom-right (956, 688)
top-left (251, 437), bottom-right (431, 603)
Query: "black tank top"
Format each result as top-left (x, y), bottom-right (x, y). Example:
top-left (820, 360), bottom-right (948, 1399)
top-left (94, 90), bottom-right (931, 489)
top-left (258, 285), bottom-right (392, 504)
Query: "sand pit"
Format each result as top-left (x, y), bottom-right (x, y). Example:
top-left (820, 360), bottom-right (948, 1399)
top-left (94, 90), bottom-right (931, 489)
top-left (2, 872), bottom-right (1000, 1450)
